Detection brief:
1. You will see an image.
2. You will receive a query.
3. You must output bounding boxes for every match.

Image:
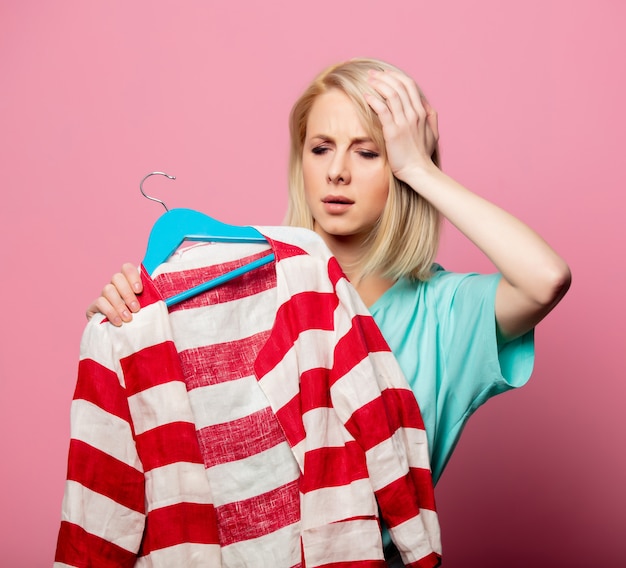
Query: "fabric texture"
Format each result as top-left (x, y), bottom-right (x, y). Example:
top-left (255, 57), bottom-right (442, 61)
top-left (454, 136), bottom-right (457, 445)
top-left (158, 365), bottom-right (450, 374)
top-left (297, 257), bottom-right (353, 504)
top-left (55, 226), bottom-right (441, 568)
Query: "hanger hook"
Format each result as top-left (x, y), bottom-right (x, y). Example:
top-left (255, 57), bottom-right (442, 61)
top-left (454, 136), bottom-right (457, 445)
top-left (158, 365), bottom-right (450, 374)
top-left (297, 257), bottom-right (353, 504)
top-left (139, 171), bottom-right (176, 212)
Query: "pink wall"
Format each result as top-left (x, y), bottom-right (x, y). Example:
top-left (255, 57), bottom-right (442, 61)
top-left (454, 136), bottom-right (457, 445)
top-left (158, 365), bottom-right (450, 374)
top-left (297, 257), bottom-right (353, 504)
top-left (1, 1), bottom-right (623, 566)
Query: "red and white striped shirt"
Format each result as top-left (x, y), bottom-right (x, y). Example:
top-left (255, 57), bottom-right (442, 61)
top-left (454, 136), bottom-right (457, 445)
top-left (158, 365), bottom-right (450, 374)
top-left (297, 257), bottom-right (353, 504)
top-left (55, 226), bottom-right (441, 567)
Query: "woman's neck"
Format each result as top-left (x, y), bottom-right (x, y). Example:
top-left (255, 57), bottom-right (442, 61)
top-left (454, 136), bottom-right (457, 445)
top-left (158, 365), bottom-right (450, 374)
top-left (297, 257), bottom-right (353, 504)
top-left (319, 233), bottom-right (395, 308)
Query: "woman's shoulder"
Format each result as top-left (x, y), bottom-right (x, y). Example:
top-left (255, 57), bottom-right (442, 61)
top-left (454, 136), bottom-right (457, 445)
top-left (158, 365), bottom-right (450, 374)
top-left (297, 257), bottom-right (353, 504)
top-left (375, 264), bottom-right (500, 314)
top-left (398, 264), bottom-right (488, 295)
top-left (422, 264), bottom-right (500, 294)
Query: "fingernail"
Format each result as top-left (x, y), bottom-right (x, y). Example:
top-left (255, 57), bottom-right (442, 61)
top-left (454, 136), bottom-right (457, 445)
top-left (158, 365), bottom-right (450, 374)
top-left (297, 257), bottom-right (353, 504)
top-left (130, 301), bottom-right (140, 312)
top-left (133, 283), bottom-right (142, 292)
top-left (112, 316), bottom-right (122, 326)
top-left (122, 310), bottom-right (131, 320)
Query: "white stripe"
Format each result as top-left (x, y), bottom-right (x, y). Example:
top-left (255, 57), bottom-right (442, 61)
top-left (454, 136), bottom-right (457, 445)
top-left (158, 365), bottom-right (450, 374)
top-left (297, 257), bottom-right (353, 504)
top-left (290, 438), bottom-right (306, 471)
top-left (365, 436), bottom-right (409, 492)
top-left (134, 542), bottom-right (221, 567)
top-left (300, 479), bottom-right (377, 529)
top-left (79, 303), bottom-right (176, 386)
top-left (187, 375), bottom-right (271, 428)
top-left (257, 328), bottom-right (334, 409)
top-left (52, 563), bottom-right (74, 568)
top-left (61, 480), bottom-right (144, 553)
top-left (152, 241), bottom-right (272, 274)
top-left (144, 462), bottom-right (214, 511)
top-left (396, 426), bottom-right (430, 469)
top-left (365, 427), bottom-right (431, 491)
top-left (302, 518), bottom-right (384, 566)
top-left (100, 303), bottom-right (175, 362)
top-left (128, 381), bottom-right (196, 435)
top-left (366, 350), bottom-right (413, 389)
top-left (70, 399), bottom-right (143, 471)
top-left (168, 287), bottom-right (276, 351)
top-left (78, 316), bottom-right (120, 370)
top-left (205, 442), bottom-right (300, 506)
top-left (334, 277), bottom-right (370, 315)
top-left (302, 407), bottom-right (354, 450)
top-left (329, 357), bottom-right (382, 421)
top-left (389, 509), bottom-right (442, 560)
top-left (274, 254), bottom-right (334, 304)
top-left (258, 225), bottom-right (331, 257)
top-left (221, 522), bottom-right (301, 567)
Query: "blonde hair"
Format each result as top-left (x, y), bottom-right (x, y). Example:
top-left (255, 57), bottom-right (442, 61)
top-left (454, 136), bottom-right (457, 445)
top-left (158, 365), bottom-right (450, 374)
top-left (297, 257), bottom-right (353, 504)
top-left (285, 58), bottom-right (441, 282)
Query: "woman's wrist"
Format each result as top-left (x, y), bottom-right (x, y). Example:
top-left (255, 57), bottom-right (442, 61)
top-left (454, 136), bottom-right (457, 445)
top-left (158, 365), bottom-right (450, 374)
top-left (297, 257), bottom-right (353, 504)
top-left (397, 159), bottom-right (447, 200)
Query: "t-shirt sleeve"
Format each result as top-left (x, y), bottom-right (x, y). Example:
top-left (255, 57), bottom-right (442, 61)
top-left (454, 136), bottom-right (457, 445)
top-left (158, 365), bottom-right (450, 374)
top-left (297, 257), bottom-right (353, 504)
top-left (438, 270), bottom-right (535, 411)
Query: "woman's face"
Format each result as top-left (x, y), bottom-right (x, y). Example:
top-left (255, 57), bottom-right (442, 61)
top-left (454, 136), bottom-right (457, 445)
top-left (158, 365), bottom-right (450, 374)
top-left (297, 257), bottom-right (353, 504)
top-left (302, 89), bottom-right (389, 246)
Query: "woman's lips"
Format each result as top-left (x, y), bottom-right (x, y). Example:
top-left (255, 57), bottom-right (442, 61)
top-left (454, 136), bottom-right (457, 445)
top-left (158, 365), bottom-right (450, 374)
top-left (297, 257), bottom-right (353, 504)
top-left (322, 195), bottom-right (354, 214)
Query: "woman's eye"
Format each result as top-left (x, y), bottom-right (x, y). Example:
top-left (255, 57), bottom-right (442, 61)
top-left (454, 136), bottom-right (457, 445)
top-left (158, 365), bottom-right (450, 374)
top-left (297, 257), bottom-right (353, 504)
top-left (311, 146), bottom-right (329, 155)
top-left (359, 150), bottom-right (379, 159)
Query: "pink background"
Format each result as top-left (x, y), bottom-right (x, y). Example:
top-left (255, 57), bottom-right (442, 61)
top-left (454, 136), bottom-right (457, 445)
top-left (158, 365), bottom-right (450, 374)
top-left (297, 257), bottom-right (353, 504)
top-left (1, 1), bottom-right (624, 566)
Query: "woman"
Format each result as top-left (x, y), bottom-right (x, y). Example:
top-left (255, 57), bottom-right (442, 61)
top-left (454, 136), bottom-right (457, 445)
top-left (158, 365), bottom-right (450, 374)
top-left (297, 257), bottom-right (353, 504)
top-left (87, 58), bottom-right (571, 563)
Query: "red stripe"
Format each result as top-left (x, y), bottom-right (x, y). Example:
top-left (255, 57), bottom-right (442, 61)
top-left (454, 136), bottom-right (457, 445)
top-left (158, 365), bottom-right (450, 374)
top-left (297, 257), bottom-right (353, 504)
top-left (299, 442), bottom-right (369, 493)
top-left (316, 562), bottom-right (386, 568)
top-left (343, 390), bottom-right (426, 452)
top-left (300, 367), bottom-right (332, 413)
top-left (264, 237), bottom-right (308, 261)
top-left (153, 251), bottom-right (277, 311)
top-left (380, 388), bottom-right (426, 431)
top-left (327, 256), bottom-right (346, 287)
top-left (352, 315), bottom-right (391, 352)
top-left (74, 359), bottom-right (132, 423)
top-left (215, 479), bottom-right (300, 545)
top-left (195, 406), bottom-right (288, 468)
top-left (140, 502), bottom-right (220, 553)
top-left (408, 466), bottom-right (437, 512)
top-left (66, 439), bottom-right (145, 513)
top-left (342, 396), bottom-right (391, 452)
top-left (55, 521), bottom-right (138, 567)
top-left (374, 474), bottom-right (422, 529)
top-left (255, 291), bottom-right (338, 378)
top-left (179, 330), bottom-right (271, 389)
top-left (138, 267), bottom-right (167, 307)
top-left (135, 422), bottom-right (204, 471)
top-left (121, 341), bottom-right (185, 396)
top-left (274, 392), bottom-right (306, 448)
top-left (405, 551), bottom-right (442, 568)
top-left (329, 315), bottom-right (391, 388)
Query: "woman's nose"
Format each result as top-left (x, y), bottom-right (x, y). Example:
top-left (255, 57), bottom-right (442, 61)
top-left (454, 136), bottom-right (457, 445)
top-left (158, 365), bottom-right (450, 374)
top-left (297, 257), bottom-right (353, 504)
top-left (327, 155), bottom-right (351, 185)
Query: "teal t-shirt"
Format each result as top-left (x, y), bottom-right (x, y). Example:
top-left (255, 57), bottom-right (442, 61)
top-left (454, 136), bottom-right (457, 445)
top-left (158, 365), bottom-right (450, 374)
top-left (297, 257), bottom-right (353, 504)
top-left (370, 265), bottom-right (535, 485)
top-left (372, 266), bottom-right (535, 548)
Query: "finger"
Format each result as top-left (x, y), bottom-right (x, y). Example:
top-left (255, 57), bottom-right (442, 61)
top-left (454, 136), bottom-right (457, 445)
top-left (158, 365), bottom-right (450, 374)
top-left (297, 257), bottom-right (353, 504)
top-left (109, 273), bottom-right (139, 317)
top-left (368, 70), bottom-right (414, 125)
top-left (120, 263), bottom-right (142, 311)
top-left (98, 278), bottom-right (132, 324)
top-left (385, 68), bottom-right (438, 151)
top-left (87, 295), bottom-right (124, 327)
top-left (419, 97), bottom-right (439, 159)
top-left (364, 91), bottom-right (395, 132)
top-left (421, 97), bottom-right (439, 142)
top-left (86, 301), bottom-right (101, 321)
top-left (384, 70), bottom-right (427, 120)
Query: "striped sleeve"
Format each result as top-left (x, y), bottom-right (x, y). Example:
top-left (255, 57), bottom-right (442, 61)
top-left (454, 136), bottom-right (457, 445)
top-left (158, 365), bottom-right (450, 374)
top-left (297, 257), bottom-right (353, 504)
top-left (54, 317), bottom-right (146, 567)
top-left (329, 260), bottom-right (442, 567)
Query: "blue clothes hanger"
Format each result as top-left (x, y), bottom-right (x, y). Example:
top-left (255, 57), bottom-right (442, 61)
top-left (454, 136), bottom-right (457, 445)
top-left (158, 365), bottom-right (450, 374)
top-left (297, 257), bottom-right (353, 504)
top-left (140, 172), bottom-right (275, 307)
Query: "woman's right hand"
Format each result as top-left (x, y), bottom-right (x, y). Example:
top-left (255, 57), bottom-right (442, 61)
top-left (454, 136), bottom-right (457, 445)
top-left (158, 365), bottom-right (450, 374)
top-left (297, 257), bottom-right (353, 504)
top-left (86, 263), bottom-right (143, 326)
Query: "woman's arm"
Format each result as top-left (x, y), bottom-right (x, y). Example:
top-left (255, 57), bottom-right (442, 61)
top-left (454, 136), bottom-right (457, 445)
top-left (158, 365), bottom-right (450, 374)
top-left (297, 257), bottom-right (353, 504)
top-left (404, 166), bottom-right (570, 341)
top-left (86, 263), bottom-right (143, 326)
top-left (367, 69), bottom-right (571, 342)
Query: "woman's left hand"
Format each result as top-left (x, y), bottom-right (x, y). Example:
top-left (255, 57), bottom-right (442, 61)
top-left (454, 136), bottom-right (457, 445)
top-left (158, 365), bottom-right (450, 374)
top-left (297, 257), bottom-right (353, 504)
top-left (366, 69), bottom-right (439, 183)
